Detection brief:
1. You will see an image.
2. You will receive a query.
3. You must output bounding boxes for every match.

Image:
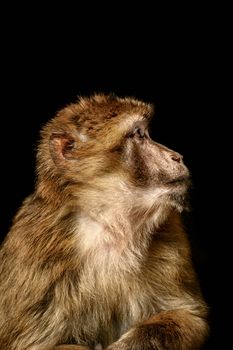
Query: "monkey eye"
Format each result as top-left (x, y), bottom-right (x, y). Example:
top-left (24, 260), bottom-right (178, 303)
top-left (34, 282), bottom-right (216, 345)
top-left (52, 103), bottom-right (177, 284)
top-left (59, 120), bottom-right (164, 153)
top-left (135, 128), bottom-right (144, 138)
top-left (130, 127), bottom-right (148, 139)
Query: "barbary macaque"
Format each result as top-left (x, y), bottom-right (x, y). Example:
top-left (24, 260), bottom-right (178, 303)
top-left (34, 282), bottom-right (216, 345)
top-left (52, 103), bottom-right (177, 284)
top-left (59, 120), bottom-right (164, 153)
top-left (0, 94), bottom-right (208, 350)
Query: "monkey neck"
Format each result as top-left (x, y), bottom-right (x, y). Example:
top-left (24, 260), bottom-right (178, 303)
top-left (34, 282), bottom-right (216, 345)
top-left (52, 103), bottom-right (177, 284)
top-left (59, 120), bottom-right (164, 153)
top-left (35, 179), bottom-right (181, 259)
top-left (76, 200), bottom-right (176, 256)
top-left (36, 176), bottom-right (80, 209)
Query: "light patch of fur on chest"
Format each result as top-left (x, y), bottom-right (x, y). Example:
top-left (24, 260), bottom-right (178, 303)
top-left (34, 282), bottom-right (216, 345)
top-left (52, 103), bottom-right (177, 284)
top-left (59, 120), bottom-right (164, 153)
top-left (75, 212), bottom-right (137, 276)
top-left (78, 215), bottom-right (105, 254)
top-left (77, 213), bottom-right (129, 255)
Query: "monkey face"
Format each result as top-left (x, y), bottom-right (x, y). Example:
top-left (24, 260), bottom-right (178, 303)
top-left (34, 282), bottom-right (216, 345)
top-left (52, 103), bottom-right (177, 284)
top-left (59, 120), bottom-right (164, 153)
top-left (114, 120), bottom-right (190, 212)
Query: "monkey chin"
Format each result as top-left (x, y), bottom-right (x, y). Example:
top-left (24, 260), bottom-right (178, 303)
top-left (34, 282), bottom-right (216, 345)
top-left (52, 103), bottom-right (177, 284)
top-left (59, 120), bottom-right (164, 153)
top-left (167, 179), bottom-right (191, 213)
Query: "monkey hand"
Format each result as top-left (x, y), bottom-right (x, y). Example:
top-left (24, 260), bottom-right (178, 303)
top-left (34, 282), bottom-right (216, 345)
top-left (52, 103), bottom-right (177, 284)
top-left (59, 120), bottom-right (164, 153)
top-left (106, 310), bottom-right (207, 350)
top-left (105, 327), bottom-right (160, 350)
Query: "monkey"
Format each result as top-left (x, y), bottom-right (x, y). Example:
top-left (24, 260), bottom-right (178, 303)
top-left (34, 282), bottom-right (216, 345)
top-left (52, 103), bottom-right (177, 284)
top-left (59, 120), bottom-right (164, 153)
top-left (0, 94), bottom-right (208, 350)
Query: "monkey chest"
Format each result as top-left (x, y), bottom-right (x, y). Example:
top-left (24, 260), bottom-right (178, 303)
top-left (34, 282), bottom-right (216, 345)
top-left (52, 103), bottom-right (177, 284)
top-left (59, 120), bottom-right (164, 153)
top-left (71, 273), bottom-right (157, 347)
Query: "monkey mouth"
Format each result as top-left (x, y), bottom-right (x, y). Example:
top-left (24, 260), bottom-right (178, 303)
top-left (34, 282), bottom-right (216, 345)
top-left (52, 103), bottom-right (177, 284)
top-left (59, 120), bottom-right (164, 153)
top-left (167, 175), bottom-right (190, 186)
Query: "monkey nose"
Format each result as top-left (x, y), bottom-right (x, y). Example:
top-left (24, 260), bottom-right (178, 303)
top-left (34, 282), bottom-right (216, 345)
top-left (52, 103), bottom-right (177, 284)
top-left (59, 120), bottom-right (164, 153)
top-left (171, 153), bottom-right (183, 163)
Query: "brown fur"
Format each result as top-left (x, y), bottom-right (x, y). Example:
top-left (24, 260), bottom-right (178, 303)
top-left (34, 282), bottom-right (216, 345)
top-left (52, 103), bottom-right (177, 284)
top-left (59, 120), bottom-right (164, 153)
top-left (0, 94), bottom-right (208, 349)
top-left (54, 346), bottom-right (90, 350)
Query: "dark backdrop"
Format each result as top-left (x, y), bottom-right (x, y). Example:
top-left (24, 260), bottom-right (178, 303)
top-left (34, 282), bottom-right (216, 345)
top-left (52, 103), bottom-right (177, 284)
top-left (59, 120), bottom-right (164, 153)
top-left (0, 12), bottom-right (225, 349)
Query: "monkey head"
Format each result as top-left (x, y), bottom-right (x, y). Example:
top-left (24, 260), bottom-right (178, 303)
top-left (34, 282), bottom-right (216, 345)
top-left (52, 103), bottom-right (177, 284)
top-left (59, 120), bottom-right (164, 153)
top-left (37, 94), bottom-right (190, 228)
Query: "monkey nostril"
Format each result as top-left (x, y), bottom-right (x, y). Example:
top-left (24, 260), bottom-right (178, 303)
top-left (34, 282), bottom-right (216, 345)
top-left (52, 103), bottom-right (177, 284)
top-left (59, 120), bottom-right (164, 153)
top-left (171, 154), bottom-right (182, 163)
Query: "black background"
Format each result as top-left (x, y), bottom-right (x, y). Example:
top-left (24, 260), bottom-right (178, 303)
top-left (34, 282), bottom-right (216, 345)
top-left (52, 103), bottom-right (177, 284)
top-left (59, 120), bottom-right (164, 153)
top-left (0, 7), bottom-right (227, 349)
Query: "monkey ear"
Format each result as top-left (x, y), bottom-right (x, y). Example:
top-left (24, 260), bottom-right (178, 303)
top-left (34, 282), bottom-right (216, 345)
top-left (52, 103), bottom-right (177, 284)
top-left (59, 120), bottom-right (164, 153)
top-left (49, 132), bottom-right (76, 164)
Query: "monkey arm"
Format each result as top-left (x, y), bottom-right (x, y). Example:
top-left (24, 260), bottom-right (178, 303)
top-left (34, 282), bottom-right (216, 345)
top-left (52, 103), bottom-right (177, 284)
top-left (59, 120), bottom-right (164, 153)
top-left (106, 309), bottom-right (208, 350)
top-left (107, 219), bottom-right (208, 350)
